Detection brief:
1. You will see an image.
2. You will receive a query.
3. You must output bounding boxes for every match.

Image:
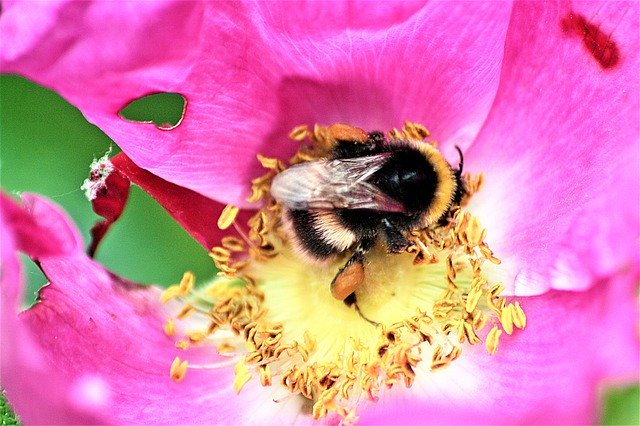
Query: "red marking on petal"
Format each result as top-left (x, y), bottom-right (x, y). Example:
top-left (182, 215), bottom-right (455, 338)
top-left (88, 170), bottom-right (131, 257)
top-left (560, 13), bottom-right (620, 70)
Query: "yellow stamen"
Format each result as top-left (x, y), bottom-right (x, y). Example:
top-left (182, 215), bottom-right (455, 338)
top-left (163, 318), bottom-right (175, 337)
top-left (511, 302), bottom-right (527, 330)
top-left (486, 325), bottom-right (503, 355)
top-left (170, 357), bottom-right (188, 382)
top-left (165, 122), bottom-right (526, 422)
top-left (289, 124), bottom-right (310, 141)
top-left (233, 360), bottom-right (252, 394)
top-left (256, 154), bottom-right (285, 172)
top-left (175, 340), bottom-right (189, 350)
top-left (160, 271), bottom-right (194, 303)
top-left (500, 304), bottom-right (514, 335)
top-left (217, 205), bottom-right (239, 230)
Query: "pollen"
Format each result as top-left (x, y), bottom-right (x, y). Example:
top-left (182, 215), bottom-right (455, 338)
top-left (164, 122), bottom-right (526, 422)
top-left (170, 356), bottom-right (189, 382)
top-left (217, 205), bottom-right (240, 230)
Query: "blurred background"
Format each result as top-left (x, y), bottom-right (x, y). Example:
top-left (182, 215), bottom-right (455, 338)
top-left (0, 74), bottom-right (637, 424)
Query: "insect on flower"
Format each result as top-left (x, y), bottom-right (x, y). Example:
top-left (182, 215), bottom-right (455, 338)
top-left (271, 124), bottom-right (464, 306)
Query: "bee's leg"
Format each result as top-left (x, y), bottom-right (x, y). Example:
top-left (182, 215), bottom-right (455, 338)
top-left (382, 218), bottom-right (411, 253)
top-left (331, 249), bottom-right (366, 302)
top-left (330, 235), bottom-right (375, 302)
top-left (330, 126), bottom-right (386, 159)
top-left (327, 123), bottom-right (369, 144)
top-left (331, 239), bottom-right (380, 327)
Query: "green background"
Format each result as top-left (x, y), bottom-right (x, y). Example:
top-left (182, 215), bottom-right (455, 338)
top-left (0, 74), bottom-right (637, 424)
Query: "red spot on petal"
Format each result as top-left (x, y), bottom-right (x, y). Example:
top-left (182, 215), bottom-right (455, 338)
top-left (560, 13), bottom-right (620, 70)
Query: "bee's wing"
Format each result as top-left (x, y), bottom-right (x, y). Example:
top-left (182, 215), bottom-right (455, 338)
top-left (270, 153), bottom-right (406, 212)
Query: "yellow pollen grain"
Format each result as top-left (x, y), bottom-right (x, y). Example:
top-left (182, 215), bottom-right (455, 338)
top-left (289, 124), bottom-right (310, 141)
top-left (188, 331), bottom-right (207, 343)
top-left (179, 271), bottom-right (194, 292)
top-left (209, 246), bottom-right (231, 262)
top-left (464, 321), bottom-right (481, 344)
top-left (170, 356), bottom-right (188, 382)
top-left (217, 205), bottom-right (239, 230)
top-left (177, 304), bottom-right (195, 320)
top-left (175, 340), bottom-right (189, 350)
top-left (500, 305), bottom-right (514, 335)
top-left (465, 287), bottom-right (483, 313)
top-left (159, 272), bottom-right (194, 304)
top-left (511, 302), bottom-right (527, 329)
top-left (486, 325), bottom-right (503, 355)
top-left (233, 360), bottom-right (252, 394)
top-left (256, 154), bottom-right (285, 172)
top-left (221, 236), bottom-right (245, 252)
top-left (489, 283), bottom-right (505, 297)
top-left (259, 365), bottom-right (272, 386)
top-left (163, 318), bottom-right (175, 337)
top-left (159, 286), bottom-right (180, 304)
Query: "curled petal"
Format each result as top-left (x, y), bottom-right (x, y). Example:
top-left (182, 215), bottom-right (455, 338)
top-left (0, 193), bottom-right (83, 260)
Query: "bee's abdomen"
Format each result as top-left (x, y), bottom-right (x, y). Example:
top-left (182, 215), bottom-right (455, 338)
top-left (285, 209), bottom-right (357, 259)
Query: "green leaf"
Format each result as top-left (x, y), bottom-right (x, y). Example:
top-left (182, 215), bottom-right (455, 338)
top-left (0, 392), bottom-right (20, 425)
top-left (601, 386), bottom-right (639, 426)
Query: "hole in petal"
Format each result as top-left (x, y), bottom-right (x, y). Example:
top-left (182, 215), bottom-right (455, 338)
top-left (119, 92), bottom-right (187, 130)
top-left (19, 254), bottom-right (48, 308)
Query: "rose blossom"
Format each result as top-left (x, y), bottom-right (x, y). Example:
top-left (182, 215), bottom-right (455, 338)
top-left (1, 0), bottom-right (638, 424)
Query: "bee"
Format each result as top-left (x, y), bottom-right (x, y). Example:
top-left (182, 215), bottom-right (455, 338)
top-left (271, 124), bottom-right (464, 306)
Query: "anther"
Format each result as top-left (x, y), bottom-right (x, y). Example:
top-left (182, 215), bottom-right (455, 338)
top-left (486, 325), bottom-right (502, 355)
top-left (170, 357), bottom-right (189, 382)
top-left (217, 205), bottom-right (239, 230)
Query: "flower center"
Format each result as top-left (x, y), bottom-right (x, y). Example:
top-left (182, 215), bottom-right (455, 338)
top-left (162, 122), bottom-right (526, 421)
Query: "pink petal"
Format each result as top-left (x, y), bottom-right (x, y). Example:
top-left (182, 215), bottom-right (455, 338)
top-left (0, 193), bottom-right (305, 424)
top-left (0, 193), bottom-right (83, 260)
top-left (465, 0), bottom-right (639, 295)
top-left (0, 195), bottom-right (104, 424)
top-left (1, 1), bottom-right (512, 206)
top-left (357, 272), bottom-right (640, 425)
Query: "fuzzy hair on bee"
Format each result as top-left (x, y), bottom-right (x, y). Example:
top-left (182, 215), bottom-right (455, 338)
top-left (271, 124), bottom-right (464, 305)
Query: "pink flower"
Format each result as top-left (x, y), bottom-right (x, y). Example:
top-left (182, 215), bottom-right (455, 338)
top-left (1, 1), bottom-right (638, 424)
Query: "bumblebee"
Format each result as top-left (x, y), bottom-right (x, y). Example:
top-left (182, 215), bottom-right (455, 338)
top-left (271, 124), bottom-right (464, 305)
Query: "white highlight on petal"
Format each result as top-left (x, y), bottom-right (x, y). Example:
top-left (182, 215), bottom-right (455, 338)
top-left (69, 374), bottom-right (111, 410)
